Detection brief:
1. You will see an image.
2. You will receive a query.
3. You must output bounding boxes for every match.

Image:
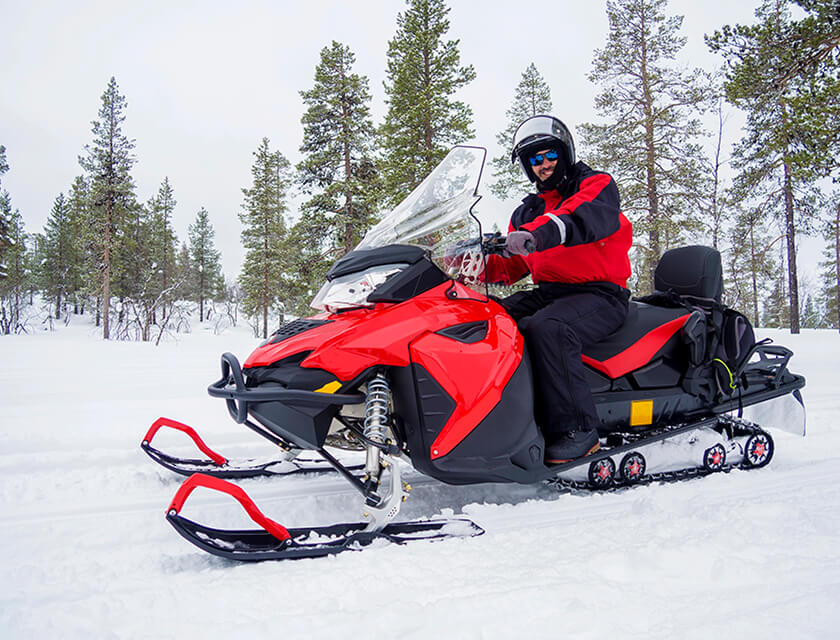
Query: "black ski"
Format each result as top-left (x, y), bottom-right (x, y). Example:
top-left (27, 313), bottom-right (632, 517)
top-left (141, 417), bottom-right (363, 478)
top-left (165, 472), bottom-right (483, 561)
top-left (167, 514), bottom-right (484, 561)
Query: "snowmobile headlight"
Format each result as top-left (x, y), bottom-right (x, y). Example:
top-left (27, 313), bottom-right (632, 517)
top-left (311, 263), bottom-right (407, 312)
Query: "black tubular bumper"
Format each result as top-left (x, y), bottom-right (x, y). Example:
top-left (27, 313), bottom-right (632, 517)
top-left (207, 352), bottom-right (365, 424)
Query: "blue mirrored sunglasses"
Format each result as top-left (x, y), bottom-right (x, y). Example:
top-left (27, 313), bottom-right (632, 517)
top-left (529, 150), bottom-right (559, 166)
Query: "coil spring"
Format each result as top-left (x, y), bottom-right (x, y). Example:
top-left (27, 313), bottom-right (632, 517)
top-left (363, 374), bottom-right (390, 444)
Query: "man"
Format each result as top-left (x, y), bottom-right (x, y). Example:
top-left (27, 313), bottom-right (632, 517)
top-left (486, 115), bottom-right (632, 463)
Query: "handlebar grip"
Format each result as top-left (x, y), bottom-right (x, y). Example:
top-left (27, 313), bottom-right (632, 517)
top-left (524, 239), bottom-right (536, 254)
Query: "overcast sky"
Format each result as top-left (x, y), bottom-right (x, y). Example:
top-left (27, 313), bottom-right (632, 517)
top-left (2, 0), bottom-right (762, 280)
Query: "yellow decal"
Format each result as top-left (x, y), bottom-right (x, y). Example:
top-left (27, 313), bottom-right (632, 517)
top-left (630, 400), bottom-right (654, 426)
top-left (314, 381), bottom-right (342, 394)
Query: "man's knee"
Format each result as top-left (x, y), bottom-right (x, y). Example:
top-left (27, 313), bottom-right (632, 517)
top-left (521, 315), bottom-right (578, 350)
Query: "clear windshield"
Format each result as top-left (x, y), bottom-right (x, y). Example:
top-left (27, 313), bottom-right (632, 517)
top-left (310, 146), bottom-right (487, 312)
top-left (356, 146), bottom-right (485, 256)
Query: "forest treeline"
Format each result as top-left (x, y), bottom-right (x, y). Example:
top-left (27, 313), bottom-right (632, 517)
top-left (1, 0), bottom-right (838, 339)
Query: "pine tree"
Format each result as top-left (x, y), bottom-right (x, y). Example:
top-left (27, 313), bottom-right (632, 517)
top-left (188, 207), bottom-right (223, 322)
top-left (147, 177), bottom-right (178, 318)
top-left (380, 0), bottom-right (476, 206)
top-left (0, 145), bottom-right (12, 280)
top-left (41, 193), bottom-right (74, 319)
top-left (725, 204), bottom-right (782, 324)
top-left (292, 41), bottom-right (381, 314)
top-left (78, 77), bottom-right (137, 339)
top-left (579, 0), bottom-right (714, 294)
top-left (66, 176), bottom-right (92, 314)
top-left (707, 0), bottom-right (840, 332)
top-left (239, 138), bottom-right (291, 339)
top-left (762, 243), bottom-right (791, 328)
top-left (818, 196), bottom-right (840, 331)
top-left (0, 208), bottom-right (27, 333)
top-left (490, 63), bottom-right (553, 200)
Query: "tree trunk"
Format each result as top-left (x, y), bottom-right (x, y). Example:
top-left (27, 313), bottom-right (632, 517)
top-left (835, 201), bottom-right (839, 333)
top-left (750, 224), bottom-right (759, 326)
top-left (782, 158), bottom-right (800, 333)
top-left (103, 198), bottom-right (111, 340)
top-left (639, 4), bottom-right (659, 294)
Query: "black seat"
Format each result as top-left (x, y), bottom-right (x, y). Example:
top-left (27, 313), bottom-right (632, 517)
top-left (581, 246), bottom-right (721, 380)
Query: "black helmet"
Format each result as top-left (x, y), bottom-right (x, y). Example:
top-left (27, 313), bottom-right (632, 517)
top-left (510, 115), bottom-right (576, 187)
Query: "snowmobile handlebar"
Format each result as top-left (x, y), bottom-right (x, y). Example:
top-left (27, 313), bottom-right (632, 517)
top-left (480, 232), bottom-right (535, 257)
top-left (207, 352), bottom-right (365, 424)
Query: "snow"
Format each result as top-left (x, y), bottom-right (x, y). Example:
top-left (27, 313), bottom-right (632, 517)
top-left (2, 322), bottom-right (839, 639)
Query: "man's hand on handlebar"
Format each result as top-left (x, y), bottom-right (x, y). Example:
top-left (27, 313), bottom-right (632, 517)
top-left (504, 230), bottom-right (536, 257)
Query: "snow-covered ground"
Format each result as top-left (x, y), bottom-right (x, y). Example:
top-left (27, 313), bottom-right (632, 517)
top-left (1, 320), bottom-right (838, 639)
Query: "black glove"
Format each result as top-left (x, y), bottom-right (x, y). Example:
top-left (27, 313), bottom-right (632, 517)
top-left (504, 230), bottom-right (536, 256)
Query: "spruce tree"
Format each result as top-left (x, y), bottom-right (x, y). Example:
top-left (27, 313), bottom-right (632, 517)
top-left (490, 63), bottom-right (553, 200)
top-left (579, 0), bottom-right (713, 294)
top-left (238, 138), bottom-right (291, 339)
top-left (78, 77), bottom-right (137, 339)
top-left (188, 207), bottom-right (223, 322)
top-left (707, 0), bottom-right (840, 332)
top-left (380, 0), bottom-right (476, 206)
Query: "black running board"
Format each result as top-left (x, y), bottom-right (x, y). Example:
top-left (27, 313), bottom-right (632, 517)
top-left (536, 416), bottom-right (719, 482)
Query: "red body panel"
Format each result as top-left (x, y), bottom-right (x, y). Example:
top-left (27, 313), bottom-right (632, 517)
top-left (409, 312), bottom-right (522, 459)
top-left (244, 282), bottom-right (523, 460)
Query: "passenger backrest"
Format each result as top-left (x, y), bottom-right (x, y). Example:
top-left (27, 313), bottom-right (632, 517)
top-left (647, 245), bottom-right (755, 397)
top-left (654, 245), bottom-right (723, 303)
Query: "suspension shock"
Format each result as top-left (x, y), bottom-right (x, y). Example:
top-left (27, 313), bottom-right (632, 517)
top-left (363, 373), bottom-right (390, 487)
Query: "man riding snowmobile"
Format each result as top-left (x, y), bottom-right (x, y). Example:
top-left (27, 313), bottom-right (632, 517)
top-left (142, 145), bottom-right (805, 562)
top-left (482, 115), bottom-right (633, 463)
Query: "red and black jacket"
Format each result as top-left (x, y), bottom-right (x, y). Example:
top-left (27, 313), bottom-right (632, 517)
top-left (485, 162), bottom-right (632, 288)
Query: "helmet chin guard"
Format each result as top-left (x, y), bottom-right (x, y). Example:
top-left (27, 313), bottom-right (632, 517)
top-left (511, 115), bottom-right (576, 184)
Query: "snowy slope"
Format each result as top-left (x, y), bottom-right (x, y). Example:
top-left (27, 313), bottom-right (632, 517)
top-left (1, 322), bottom-right (838, 639)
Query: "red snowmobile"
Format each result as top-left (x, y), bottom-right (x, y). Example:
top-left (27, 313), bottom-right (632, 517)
top-left (145, 146), bottom-right (805, 561)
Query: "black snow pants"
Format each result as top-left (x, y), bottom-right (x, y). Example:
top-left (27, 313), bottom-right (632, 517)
top-left (500, 282), bottom-right (630, 438)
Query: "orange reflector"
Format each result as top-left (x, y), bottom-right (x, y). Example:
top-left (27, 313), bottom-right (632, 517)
top-left (630, 400), bottom-right (654, 426)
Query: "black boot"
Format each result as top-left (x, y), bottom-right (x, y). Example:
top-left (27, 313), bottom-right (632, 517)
top-left (545, 428), bottom-right (600, 464)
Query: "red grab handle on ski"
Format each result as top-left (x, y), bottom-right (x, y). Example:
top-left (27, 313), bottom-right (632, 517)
top-left (142, 417), bottom-right (227, 466)
top-left (168, 473), bottom-right (292, 543)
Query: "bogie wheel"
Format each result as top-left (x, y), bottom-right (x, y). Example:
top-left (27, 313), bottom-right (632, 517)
top-left (619, 452), bottom-right (646, 484)
top-left (742, 431), bottom-right (774, 469)
top-left (588, 457), bottom-right (616, 489)
top-left (703, 443), bottom-right (727, 472)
